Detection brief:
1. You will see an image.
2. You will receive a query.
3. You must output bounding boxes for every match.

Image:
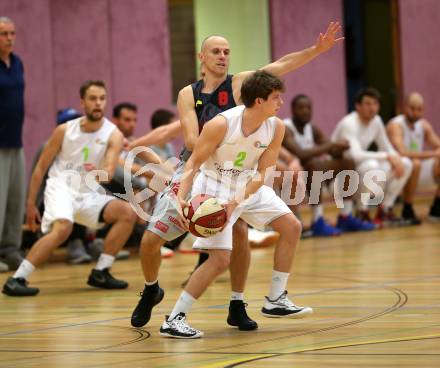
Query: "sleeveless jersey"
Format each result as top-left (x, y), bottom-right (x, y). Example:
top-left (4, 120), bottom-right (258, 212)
top-left (390, 114), bottom-right (424, 152)
top-left (283, 118), bottom-right (315, 148)
top-left (48, 117), bottom-right (116, 192)
top-left (200, 105), bottom-right (277, 193)
top-left (180, 75), bottom-right (236, 161)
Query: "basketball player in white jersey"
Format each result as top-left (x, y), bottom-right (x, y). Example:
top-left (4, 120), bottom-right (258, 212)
top-left (2, 80), bottom-right (140, 296)
top-left (283, 94), bottom-right (375, 235)
top-left (331, 87), bottom-right (413, 226)
top-left (131, 22), bottom-right (342, 332)
top-left (387, 92), bottom-right (440, 223)
top-left (159, 71), bottom-right (312, 339)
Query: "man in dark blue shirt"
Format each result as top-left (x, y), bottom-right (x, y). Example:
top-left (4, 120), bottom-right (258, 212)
top-left (0, 16), bottom-right (25, 271)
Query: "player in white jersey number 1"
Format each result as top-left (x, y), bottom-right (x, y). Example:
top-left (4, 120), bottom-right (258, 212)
top-left (159, 71), bottom-right (312, 339)
top-left (2, 80), bottom-right (149, 297)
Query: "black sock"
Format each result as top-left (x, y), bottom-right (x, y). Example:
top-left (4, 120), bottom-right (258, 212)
top-left (433, 196), bottom-right (440, 207)
top-left (145, 281), bottom-right (159, 294)
top-left (403, 202), bottom-right (413, 210)
top-left (166, 232), bottom-right (188, 251)
top-left (402, 202), bottom-right (417, 219)
top-left (196, 252), bottom-right (209, 268)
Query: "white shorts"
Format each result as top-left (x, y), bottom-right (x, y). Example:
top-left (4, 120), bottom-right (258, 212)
top-left (41, 178), bottom-right (115, 233)
top-left (417, 158), bottom-right (439, 189)
top-left (191, 176), bottom-right (291, 251)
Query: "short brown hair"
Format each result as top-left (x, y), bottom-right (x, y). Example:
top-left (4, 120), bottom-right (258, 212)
top-left (241, 71), bottom-right (285, 108)
top-left (151, 109), bottom-right (175, 129)
top-left (79, 80), bottom-right (106, 99)
top-left (355, 87), bottom-right (381, 104)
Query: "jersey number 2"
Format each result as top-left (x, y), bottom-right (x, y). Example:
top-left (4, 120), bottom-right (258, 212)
top-left (234, 151), bottom-right (247, 167)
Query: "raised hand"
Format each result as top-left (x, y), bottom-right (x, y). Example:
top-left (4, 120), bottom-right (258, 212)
top-left (315, 21), bottom-right (344, 54)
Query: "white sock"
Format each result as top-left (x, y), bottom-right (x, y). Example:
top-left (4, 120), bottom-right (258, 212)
top-left (383, 161), bottom-right (411, 208)
top-left (268, 270), bottom-right (289, 301)
top-left (145, 279), bottom-right (158, 286)
top-left (231, 292), bottom-right (244, 301)
top-left (312, 205), bottom-right (324, 222)
top-left (340, 199), bottom-right (353, 216)
top-left (169, 290), bottom-right (196, 320)
top-left (95, 254), bottom-right (115, 271)
top-left (13, 259), bottom-right (35, 279)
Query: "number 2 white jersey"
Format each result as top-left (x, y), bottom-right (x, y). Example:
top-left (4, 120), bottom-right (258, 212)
top-left (48, 117), bottom-right (116, 193)
top-left (199, 105), bottom-right (277, 196)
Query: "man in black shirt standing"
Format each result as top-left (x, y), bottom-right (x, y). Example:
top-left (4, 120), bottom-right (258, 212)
top-left (0, 16), bottom-right (25, 272)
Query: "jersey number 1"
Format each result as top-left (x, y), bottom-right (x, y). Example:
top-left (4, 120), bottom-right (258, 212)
top-left (82, 146), bottom-right (89, 162)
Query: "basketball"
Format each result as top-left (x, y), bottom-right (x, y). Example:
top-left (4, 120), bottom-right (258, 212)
top-left (183, 194), bottom-right (227, 237)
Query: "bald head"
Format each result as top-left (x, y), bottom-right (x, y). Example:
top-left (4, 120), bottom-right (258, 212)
top-left (0, 16), bottom-right (13, 24)
top-left (200, 35), bottom-right (229, 52)
top-left (404, 92), bottom-right (425, 123)
top-left (198, 35), bottom-right (230, 78)
top-left (405, 92), bottom-right (424, 107)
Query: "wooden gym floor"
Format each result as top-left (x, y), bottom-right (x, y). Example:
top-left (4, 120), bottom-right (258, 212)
top-left (0, 202), bottom-right (439, 367)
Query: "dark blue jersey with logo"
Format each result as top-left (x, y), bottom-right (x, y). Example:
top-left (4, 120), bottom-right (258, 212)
top-left (180, 75), bottom-right (236, 161)
top-left (192, 74), bottom-right (236, 129)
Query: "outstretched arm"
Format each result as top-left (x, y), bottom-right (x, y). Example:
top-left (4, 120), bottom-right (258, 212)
top-left (262, 22), bottom-right (343, 76)
top-left (232, 22), bottom-right (343, 94)
top-left (129, 120), bottom-right (181, 149)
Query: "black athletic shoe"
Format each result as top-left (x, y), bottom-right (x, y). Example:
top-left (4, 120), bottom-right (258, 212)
top-left (401, 204), bottom-right (422, 225)
top-left (375, 206), bottom-right (412, 227)
top-left (227, 300), bottom-right (258, 331)
top-left (87, 268), bottom-right (128, 289)
top-left (159, 313), bottom-right (203, 339)
top-left (428, 198), bottom-right (440, 223)
top-left (2, 277), bottom-right (39, 296)
top-left (131, 285), bottom-right (164, 327)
